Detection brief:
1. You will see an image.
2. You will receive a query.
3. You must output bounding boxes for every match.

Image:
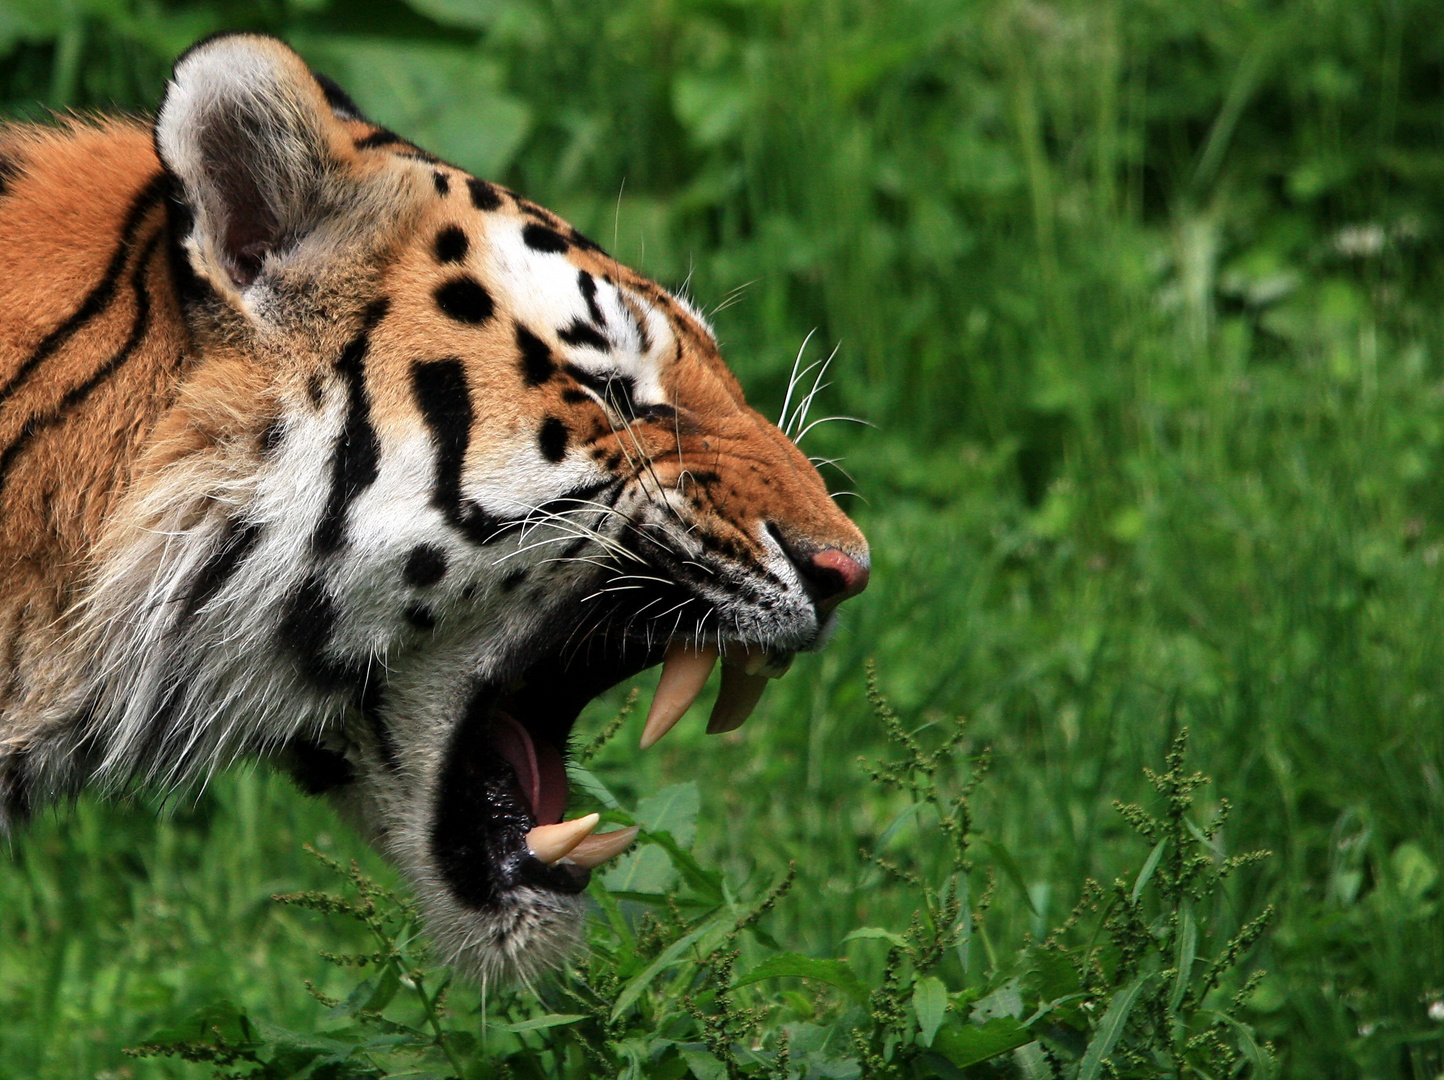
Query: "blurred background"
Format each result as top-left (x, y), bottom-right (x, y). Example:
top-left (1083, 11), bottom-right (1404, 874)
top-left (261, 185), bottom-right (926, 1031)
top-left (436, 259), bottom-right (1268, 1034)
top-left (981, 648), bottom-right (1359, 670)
top-left (4, 0), bottom-right (1444, 1075)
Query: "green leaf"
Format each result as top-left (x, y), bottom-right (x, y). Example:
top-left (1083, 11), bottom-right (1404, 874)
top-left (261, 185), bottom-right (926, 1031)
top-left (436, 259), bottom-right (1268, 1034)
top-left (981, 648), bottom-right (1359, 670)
top-left (568, 765), bottom-right (623, 811)
top-left (732, 953), bottom-right (871, 1007)
top-left (645, 828), bottom-right (726, 905)
top-left (1169, 907), bottom-right (1197, 1012)
top-left (602, 783), bottom-right (704, 896)
top-left (609, 910), bottom-right (734, 1019)
top-left (971, 980), bottom-right (1024, 1022)
top-left (1198, 1008), bottom-right (1278, 1079)
top-left (872, 801), bottom-right (923, 851)
top-left (673, 74), bottom-right (754, 146)
top-left (951, 871), bottom-right (972, 975)
top-left (840, 926), bottom-right (908, 948)
top-left (341, 963), bottom-right (401, 1016)
top-left (679, 1047), bottom-right (730, 1080)
top-left (931, 1017), bottom-right (1033, 1067)
top-left (602, 842), bottom-right (676, 895)
top-left (913, 975), bottom-right (948, 1047)
top-left (1391, 841), bottom-right (1439, 900)
top-left (133, 1000), bottom-right (255, 1051)
top-left (1130, 839), bottom-right (1167, 904)
top-left (980, 838), bottom-right (1039, 915)
top-left (1078, 975), bottom-right (1155, 1080)
top-left (500, 1013), bottom-right (587, 1033)
top-left (636, 781), bottom-right (701, 845)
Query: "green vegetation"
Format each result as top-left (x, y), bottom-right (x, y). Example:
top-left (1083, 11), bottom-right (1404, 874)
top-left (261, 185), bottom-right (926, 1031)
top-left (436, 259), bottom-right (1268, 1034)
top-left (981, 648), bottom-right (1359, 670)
top-left (3, 0), bottom-right (1444, 1075)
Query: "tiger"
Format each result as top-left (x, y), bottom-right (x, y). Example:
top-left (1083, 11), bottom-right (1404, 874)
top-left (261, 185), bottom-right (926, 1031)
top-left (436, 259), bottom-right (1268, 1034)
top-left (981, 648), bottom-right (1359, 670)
top-left (0, 32), bottom-right (869, 983)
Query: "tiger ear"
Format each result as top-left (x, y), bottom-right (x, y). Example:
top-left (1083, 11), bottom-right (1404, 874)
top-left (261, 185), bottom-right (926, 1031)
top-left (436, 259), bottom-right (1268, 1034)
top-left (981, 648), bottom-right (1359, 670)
top-left (156, 34), bottom-right (366, 291)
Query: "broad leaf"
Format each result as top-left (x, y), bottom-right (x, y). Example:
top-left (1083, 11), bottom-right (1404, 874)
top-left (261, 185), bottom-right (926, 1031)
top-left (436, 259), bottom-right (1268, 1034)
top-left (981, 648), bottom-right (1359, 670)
top-left (732, 953), bottom-right (871, 1007)
top-left (932, 1017), bottom-right (1033, 1067)
top-left (913, 975), bottom-right (948, 1046)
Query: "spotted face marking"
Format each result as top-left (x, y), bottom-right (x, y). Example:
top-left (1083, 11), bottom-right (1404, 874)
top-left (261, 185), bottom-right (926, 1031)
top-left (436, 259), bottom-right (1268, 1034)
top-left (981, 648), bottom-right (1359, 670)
top-left (537, 417), bottom-right (568, 463)
top-left (516, 326), bottom-right (555, 386)
top-left (434, 226), bottom-right (468, 264)
top-left (404, 603), bottom-right (436, 630)
top-left (522, 222), bottom-right (569, 254)
top-left (434, 277), bottom-right (493, 325)
top-left (404, 544), bottom-right (448, 587)
top-left (467, 177), bottom-right (502, 212)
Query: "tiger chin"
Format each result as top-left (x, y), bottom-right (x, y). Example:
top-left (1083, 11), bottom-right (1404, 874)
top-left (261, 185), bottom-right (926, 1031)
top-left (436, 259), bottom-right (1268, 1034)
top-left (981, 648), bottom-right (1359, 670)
top-left (0, 33), bottom-right (869, 986)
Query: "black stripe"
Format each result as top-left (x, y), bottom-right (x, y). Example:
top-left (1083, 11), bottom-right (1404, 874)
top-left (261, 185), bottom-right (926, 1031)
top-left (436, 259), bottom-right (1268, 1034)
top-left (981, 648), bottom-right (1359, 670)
top-left (181, 518), bottom-right (262, 622)
top-left (312, 300), bottom-right (390, 555)
top-left (355, 128), bottom-right (404, 150)
top-left (530, 477), bottom-right (621, 518)
top-left (0, 229), bottom-right (165, 499)
top-left (277, 577), bottom-right (398, 770)
top-left (165, 189), bottom-right (215, 311)
top-left (0, 743), bottom-right (32, 828)
top-left (0, 174), bottom-right (167, 407)
top-left (467, 178), bottom-right (502, 212)
top-left (278, 574), bottom-right (358, 689)
top-left (522, 222), bottom-right (569, 254)
top-left (314, 72), bottom-right (366, 121)
top-left (410, 358), bottom-right (509, 544)
top-left (558, 319), bottom-right (609, 352)
top-left (564, 362), bottom-right (638, 414)
top-left (284, 737), bottom-right (355, 794)
top-left (358, 665), bottom-right (399, 771)
top-left (577, 271), bottom-right (607, 326)
top-left (516, 325), bottom-right (555, 386)
top-left (0, 153), bottom-right (20, 198)
top-left (569, 228), bottom-right (605, 254)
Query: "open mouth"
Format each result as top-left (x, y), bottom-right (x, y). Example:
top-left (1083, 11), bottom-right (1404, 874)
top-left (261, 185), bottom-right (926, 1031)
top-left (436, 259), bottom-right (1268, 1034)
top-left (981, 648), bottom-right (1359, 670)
top-left (429, 630), bottom-right (793, 911)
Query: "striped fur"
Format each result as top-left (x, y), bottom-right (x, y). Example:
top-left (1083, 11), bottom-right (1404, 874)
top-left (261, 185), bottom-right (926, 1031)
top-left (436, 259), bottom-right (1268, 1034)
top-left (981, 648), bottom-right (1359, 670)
top-left (0, 34), bottom-right (868, 983)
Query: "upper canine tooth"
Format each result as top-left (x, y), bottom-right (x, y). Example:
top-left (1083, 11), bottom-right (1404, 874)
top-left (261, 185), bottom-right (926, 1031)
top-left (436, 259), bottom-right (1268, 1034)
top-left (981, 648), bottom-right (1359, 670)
top-left (707, 664), bottom-right (770, 735)
top-left (562, 826), bottom-right (640, 869)
top-left (640, 643), bottom-right (718, 749)
top-left (526, 813), bottom-right (600, 865)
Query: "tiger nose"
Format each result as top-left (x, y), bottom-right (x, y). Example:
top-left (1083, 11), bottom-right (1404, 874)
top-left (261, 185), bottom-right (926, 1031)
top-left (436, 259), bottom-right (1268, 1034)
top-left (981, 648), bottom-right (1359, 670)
top-left (793, 547), bottom-right (870, 612)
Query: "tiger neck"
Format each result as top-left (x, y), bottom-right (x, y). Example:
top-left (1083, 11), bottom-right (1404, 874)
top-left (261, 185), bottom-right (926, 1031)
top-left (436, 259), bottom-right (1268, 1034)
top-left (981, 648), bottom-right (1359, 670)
top-left (0, 119), bottom-right (190, 691)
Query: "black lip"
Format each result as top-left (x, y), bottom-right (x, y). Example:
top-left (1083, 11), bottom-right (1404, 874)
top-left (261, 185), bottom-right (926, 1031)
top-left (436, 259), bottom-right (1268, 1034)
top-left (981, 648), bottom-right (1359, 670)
top-left (429, 629), bottom-right (666, 910)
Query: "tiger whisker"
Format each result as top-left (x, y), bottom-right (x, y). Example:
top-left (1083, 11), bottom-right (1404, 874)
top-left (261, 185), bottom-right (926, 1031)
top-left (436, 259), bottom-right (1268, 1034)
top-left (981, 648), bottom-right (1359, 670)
top-left (785, 341), bottom-right (840, 439)
top-left (794, 414), bottom-right (872, 444)
top-left (778, 328), bottom-right (819, 434)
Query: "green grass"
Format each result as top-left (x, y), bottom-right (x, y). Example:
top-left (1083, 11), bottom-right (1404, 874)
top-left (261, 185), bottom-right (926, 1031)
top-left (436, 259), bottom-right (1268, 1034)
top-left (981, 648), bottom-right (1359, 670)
top-left (5, 0), bottom-right (1444, 1075)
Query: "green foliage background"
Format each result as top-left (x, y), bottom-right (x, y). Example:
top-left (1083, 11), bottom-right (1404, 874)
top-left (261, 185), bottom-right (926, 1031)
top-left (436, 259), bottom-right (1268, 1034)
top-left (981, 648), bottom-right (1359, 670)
top-left (2, 0), bottom-right (1444, 1075)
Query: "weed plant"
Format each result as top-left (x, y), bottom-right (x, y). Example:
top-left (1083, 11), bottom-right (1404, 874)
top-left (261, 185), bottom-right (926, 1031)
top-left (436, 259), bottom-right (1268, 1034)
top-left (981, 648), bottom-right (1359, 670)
top-left (121, 681), bottom-right (1272, 1079)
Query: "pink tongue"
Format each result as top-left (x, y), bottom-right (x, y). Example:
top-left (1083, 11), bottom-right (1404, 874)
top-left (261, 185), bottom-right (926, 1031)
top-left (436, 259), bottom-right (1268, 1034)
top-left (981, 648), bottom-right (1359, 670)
top-left (489, 712), bottom-right (568, 825)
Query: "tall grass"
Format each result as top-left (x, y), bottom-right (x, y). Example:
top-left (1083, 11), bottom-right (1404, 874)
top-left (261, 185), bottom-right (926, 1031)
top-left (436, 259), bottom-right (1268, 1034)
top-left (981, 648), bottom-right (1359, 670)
top-left (4, 0), bottom-right (1444, 1075)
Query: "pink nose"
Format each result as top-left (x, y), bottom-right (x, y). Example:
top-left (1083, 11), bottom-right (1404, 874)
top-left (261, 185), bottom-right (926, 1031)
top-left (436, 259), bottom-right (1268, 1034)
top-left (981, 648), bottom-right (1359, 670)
top-left (808, 548), bottom-right (870, 608)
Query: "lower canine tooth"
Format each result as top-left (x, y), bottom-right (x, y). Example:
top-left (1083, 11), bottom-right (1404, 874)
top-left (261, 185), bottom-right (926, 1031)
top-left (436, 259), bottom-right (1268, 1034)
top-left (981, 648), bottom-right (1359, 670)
top-left (707, 665), bottom-right (769, 735)
top-left (526, 813), bottom-right (600, 865)
top-left (562, 826), bottom-right (640, 869)
top-left (640, 643), bottom-right (719, 749)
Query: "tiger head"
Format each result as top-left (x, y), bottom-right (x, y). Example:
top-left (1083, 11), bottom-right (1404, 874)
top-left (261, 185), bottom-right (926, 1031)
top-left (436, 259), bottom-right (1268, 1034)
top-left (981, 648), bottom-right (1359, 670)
top-left (0, 33), bottom-right (867, 983)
